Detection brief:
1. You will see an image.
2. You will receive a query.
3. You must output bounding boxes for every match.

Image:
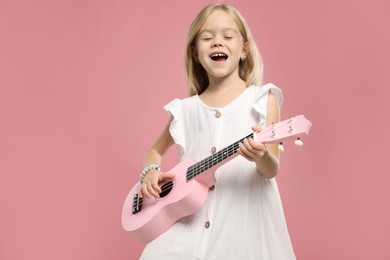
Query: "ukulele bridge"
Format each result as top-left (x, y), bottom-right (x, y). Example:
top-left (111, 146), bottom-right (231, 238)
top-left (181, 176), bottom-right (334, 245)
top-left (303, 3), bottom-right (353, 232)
top-left (132, 194), bottom-right (142, 215)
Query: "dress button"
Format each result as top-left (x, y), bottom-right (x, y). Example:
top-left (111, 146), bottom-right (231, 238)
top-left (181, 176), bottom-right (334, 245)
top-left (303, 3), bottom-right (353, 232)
top-left (211, 146), bottom-right (217, 154)
top-left (205, 221), bottom-right (211, 229)
top-left (215, 111), bottom-right (221, 118)
top-left (209, 185), bottom-right (215, 191)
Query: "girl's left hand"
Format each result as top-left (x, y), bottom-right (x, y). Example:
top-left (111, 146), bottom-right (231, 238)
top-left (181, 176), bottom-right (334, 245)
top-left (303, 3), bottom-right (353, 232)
top-left (237, 125), bottom-right (268, 162)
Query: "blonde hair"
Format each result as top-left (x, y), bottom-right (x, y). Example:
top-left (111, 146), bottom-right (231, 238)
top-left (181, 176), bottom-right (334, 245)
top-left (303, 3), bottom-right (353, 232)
top-left (184, 3), bottom-right (263, 96)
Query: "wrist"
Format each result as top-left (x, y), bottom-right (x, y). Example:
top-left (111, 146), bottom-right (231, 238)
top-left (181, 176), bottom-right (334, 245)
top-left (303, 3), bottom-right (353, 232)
top-left (140, 164), bottom-right (160, 183)
top-left (255, 151), bottom-right (279, 178)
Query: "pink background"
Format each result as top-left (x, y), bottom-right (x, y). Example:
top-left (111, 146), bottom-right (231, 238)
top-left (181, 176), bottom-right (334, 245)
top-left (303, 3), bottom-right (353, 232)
top-left (1, 0), bottom-right (389, 259)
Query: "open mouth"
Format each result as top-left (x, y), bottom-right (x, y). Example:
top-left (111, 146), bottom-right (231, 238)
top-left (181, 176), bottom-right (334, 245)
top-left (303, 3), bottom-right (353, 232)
top-left (210, 52), bottom-right (228, 62)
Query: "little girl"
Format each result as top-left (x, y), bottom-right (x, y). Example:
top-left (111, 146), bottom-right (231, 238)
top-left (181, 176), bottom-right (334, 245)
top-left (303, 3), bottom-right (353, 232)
top-left (139, 3), bottom-right (295, 259)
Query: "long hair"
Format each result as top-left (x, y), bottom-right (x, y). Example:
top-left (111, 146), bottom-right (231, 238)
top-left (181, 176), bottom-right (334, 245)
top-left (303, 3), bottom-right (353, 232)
top-left (184, 3), bottom-right (263, 96)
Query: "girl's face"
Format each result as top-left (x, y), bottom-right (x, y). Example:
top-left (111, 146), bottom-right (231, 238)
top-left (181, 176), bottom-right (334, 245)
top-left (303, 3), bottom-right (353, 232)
top-left (195, 10), bottom-right (248, 82)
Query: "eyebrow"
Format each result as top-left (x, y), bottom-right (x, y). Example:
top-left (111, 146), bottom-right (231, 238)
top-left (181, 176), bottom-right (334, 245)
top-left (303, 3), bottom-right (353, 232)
top-left (198, 28), bottom-right (239, 34)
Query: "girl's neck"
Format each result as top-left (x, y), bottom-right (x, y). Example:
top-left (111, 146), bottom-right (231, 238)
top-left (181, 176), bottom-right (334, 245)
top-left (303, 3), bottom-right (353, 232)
top-left (198, 75), bottom-right (247, 108)
top-left (205, 74), bottom-right (246, 94)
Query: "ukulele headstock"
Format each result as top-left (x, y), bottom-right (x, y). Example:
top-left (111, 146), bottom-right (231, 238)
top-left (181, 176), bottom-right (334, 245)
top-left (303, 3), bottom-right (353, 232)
top-left (254, 115), bottom-right (312, 151)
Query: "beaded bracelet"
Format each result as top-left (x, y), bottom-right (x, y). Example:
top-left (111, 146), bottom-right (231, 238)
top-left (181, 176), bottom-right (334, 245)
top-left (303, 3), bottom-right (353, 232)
top-left (140, 164), bottom-right (160, 183)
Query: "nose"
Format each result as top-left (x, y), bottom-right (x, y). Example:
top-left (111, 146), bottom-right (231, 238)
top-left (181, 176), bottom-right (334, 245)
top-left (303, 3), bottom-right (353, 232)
top-left (212, 36), bottom-right (223, 47)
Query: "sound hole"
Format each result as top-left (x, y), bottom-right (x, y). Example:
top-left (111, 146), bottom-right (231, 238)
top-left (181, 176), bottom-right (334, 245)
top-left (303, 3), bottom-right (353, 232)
top-left (159, 180), bottom-right (174, 198)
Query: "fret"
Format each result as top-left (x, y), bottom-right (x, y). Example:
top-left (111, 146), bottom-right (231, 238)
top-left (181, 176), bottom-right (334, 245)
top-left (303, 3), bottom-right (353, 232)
top-left (186, 133), bottom-right (253, 181)
top-left (122, 115), bottom-right (312, 242)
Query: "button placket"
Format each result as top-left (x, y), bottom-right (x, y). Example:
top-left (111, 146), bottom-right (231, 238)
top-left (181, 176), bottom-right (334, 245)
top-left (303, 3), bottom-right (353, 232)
top-left (202, 109), bottom-right (222, 233)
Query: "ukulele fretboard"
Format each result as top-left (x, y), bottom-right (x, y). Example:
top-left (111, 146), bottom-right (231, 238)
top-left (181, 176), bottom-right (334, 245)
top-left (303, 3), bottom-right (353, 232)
top-left (185, 133), bottom-right (253, 181)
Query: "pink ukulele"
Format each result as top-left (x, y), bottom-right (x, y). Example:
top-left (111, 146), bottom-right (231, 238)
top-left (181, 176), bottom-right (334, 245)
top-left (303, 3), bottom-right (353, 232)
top-left (122, 115), bottom-right (312, 243)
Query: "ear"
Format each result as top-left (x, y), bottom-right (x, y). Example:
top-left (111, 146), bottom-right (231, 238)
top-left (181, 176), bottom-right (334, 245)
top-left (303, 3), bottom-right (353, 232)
top-left (241, 41), bottom-right (249, 60)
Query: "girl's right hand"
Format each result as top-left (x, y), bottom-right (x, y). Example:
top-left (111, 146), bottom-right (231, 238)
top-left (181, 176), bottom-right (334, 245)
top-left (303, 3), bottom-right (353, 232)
top-left (140, 170), bottom-right (175, 199)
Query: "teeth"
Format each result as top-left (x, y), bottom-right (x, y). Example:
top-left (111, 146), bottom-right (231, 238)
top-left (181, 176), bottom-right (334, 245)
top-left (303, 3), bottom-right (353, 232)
top-left (211, 53), bottom-right (227, 57)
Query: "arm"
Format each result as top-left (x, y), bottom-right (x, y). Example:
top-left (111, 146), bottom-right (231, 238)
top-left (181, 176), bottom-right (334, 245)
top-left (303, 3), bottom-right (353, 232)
top-left (140, 116), bottom-right (176, 198)
top-left (238, 91), bottom-right (280, 179)
top-left (254, 91), bottom-right (280, 178)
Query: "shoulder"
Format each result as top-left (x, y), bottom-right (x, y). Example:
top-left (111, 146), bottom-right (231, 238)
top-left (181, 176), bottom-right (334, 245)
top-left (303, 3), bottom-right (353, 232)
top-left (252, 83), bottom-right (282, 93)
top-left (164, 95), bottom-right (198, 113)
top-left (252, 83), bottom-right (283, 122)
top-left (257, 83), bottom-right (283, 108)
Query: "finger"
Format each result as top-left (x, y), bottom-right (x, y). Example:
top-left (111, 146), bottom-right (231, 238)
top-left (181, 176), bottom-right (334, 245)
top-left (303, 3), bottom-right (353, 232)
top-left (159, 172), bottom-right (175, 181)
top-left (141, 177), bottom-right (157, 199)
top-left (239, 140), bottom-right (256, 159)
top-left (140, 185), bottom-right (151, 199)
top-left (146, 183), bottom-right (160, 199)
top-left (239, 139), bottom-right (250, 154)
top-left (141, 171), bottom-right (159, 196)
top-left (243, 138), bottom-right (258, 156)
top-left (151, 178), bottom-right (161, 194)
top-left (249, 139), bottom-right (269, 159)
top-left (247, 138), bottom-right (265, 152)
top-left (237, 147), bottom-right (251, 161)
top-left (252, 125), bottom-right (263, 132)
top-left (241, 138), bottom-right (269, 161)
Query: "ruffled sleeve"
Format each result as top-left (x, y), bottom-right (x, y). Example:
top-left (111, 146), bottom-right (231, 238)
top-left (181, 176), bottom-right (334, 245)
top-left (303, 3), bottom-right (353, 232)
top-left (164, 98), bottom-right (186, 151)
top-left (252, 83), bottom-right (283, 127)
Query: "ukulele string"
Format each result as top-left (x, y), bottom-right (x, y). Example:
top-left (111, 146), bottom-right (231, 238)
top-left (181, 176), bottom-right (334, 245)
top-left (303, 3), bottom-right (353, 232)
top-left (135, 118), bottom-right (297, 207)
top-left (136, 133), bottom-right (256, 206)
top-left (142, 139), bottom-right (242, 199)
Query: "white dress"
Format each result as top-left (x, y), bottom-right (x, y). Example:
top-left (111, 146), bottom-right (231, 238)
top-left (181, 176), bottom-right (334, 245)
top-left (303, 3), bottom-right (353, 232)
top-left (140, 84), bottom-right (296, 260)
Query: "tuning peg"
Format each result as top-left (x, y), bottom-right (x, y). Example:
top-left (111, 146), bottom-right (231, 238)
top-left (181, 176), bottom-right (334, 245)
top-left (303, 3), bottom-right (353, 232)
top-left (288, 117), bottom-right (294, 124)
top-left (294, 138), bottom-right (303, 147)
top-left (271, 130), bottom-right (278, 138)
top-left (278, 142), bottom-right (284, 152)
top-left (272, 122), bottom-right (278, 128)
top-left (289, 125), bottom-right (295, 133)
